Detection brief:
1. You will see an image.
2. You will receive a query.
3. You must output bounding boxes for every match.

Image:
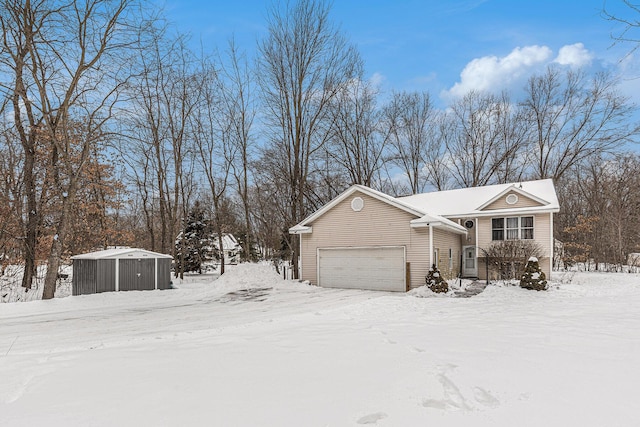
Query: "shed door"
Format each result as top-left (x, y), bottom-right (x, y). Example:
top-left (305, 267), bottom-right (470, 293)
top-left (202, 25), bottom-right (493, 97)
top-left (119, 259), bottom-right (155, 291)
top-left (317, 247), bottom-right (405, 292)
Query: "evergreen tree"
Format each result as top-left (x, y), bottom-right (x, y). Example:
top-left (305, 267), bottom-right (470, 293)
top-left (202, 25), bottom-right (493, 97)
top-left (175, 201), bottom-right (209, 274)
top-left (520, 257), bottom-right (548, 291)
top-left (426, 264), bottom-right (448, 293)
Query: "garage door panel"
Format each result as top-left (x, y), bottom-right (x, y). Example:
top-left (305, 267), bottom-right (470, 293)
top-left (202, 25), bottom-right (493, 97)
top-left (318, 247), bottom-right (405, 292)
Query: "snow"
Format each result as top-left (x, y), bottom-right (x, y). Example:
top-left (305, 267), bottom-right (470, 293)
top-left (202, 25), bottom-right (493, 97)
top-left (398, 178), bottom-right (559, 216)
top-left (1, 265), bottom-right (639, 426)
top-left (529, 256), bottom-right (539, 262)
top-left (71, 247), bottom-right (172, 259)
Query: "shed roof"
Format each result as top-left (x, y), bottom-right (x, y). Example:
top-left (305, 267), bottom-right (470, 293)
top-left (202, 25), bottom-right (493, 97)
top-left (71, 248), bottom-right (173, 260)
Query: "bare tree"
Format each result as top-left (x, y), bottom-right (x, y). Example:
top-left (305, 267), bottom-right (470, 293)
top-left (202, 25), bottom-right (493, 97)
top-left (192, 58), bottom-right (235, 275)
top-left (443, 90), bottom-right (524, 188)
top-left (257, 0), bottom-right (359, 278)
top-left (603, 1), bottom-right (640, 57)
top-left (521, 67), bottom-right (639, 181)
top-left (324, 62), bottom-right (387, 188)
top-left (125, 30), bottom-right (200, 256)
top-left (383, 91), bottom-right (437, 194)
top-left (217, 39), bottom-right (256, 261)
top-left (0, 0), bottom-right (147, 298)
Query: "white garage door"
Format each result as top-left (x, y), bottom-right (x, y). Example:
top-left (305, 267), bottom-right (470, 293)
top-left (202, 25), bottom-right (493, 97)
top-left (317, 246), bottom-right (406, 292)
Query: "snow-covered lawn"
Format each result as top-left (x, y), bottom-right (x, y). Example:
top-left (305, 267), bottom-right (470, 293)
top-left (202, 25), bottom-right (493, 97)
top-left (1, 265), bottom-right (638, 426)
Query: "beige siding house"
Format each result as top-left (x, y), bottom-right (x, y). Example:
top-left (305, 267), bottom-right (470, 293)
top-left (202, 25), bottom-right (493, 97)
top-left (290, 179), bottom-right (559, 291)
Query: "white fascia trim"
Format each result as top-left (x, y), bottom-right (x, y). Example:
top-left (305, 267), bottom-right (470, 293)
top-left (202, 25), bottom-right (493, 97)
top-left (288, 225), bottom-right (312, 234)
top-left (411, 221), bottom-right (468, 235)
top-left (445, 206), bottom-right (559, 219)
top-left (290, 184), bottom-right (425, 231)
top-left (476, 185), bottom-right (551, 211)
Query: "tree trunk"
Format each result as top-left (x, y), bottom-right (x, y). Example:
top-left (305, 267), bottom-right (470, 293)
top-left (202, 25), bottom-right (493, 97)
top-left (42, 191), bottom-right (75, 300)
top-left (217, 229), bottom-right (225, 275)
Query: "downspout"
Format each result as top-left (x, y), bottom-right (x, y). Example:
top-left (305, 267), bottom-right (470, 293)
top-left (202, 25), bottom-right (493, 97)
top-left (298, 233), bottom-right (303, 280)
top-left (550, 212), bottom-right (554, 273)
top-left (475, 217), bottom-right (480, 278)
top-left (429, 224), bottom-right (434, 268)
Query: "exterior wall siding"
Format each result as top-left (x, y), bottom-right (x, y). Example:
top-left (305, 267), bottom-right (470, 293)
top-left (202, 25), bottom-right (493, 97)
top-left (72, 259), bottom-right (97, 295)
top-left (476, 213), bottom-right (552, 278)
top-left (482, 192), bottom-right (543, 211)
top-left (301, 191), bottom-right (439, 290)
top-left (96, 259), bottom-right (116, 293)
top-left (157, 259), bottom-right (172, 290)
top-left (433, 228), bottom-right (461, 279)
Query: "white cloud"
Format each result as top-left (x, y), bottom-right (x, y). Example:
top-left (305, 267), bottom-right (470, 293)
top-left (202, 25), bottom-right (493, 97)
top-left (368, 72), bottom-right (386, 88)
top-left (442, 43), bottom-right (598, 101)
top-left (554, 43), bottom-right (593, 68)
top-left (443, 45), bottom-right (552, 99)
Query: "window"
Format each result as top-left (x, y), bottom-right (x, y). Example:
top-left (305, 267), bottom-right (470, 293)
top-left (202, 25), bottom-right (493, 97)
top-left (448, 248), bottom-right (453, 271)
top-left (491, 216), bottom-right (534, 240)
top-left (492, 218), bottom-right (504, 240)
top-left (433, 249), bottom-right (439, 268)
top-left (506, 217), bottom-right (519, 240)
top-left (521, 216), bottom-right (534, 239)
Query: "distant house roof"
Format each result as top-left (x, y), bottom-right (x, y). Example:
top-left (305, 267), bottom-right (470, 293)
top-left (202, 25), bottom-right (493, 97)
top-left (71, 248), bottom-right (173, 260)
top-left (397, 178), bottom-right (559, 217)
top-left (212, 234), bottom-right (241, 252)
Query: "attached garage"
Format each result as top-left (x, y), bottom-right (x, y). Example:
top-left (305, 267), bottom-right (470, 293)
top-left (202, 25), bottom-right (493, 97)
top-left (317, 246), bottom-right (406, 292)
top-left (71, 248), bottom-right (173, 296)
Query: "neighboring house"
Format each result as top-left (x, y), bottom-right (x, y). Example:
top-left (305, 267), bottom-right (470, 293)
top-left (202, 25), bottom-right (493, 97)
top-left (289, 179), bottom-right (559, 292)
top-left (628, 253), bottom-right (640, 267)
top-left (212, 233), bottom-right (242, 264)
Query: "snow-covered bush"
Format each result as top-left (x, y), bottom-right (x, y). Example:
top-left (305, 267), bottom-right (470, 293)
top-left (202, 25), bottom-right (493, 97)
top-left (425, 264), bottom-right (448, 293)
top-left (520, 256), bottom-right (548, 291)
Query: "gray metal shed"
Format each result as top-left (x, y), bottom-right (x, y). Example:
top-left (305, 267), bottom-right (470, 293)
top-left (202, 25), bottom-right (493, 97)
top-left (71, 248), bottom-right (173, 296)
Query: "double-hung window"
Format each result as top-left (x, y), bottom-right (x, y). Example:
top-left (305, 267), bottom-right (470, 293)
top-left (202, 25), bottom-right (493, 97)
top-left (492, 216), bottom-right (534, 240)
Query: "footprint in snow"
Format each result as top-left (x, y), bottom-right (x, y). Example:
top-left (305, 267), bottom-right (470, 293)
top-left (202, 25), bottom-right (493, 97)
top-left (357, 412), bottom-right (388, 424)
top-left (422, 373), bottom-right (470, 411)
top-left (472, 386), bottom-right (500, 408)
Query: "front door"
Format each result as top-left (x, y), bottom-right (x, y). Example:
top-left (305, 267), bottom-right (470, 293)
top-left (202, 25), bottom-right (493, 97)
top-left (462, 246), bottom-right (477, 277)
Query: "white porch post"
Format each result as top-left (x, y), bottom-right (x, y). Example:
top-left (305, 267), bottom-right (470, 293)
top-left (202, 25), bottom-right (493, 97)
top-left (154, 258), bottom-right (158, 290)
top-left (429, 224), bottom-right (434, 267)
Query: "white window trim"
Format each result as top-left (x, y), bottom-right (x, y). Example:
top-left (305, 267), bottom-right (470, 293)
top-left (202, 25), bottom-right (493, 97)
top-left (491, 216), bottom-right (535, 241)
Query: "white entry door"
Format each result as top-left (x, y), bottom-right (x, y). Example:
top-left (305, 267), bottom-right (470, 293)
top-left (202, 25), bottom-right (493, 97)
top-left (317, 246), bottom-right (406, 292)
top-left (462, 246), bottom-right (477, 277)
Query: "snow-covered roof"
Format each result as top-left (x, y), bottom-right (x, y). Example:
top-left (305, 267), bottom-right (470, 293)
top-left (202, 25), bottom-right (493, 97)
top-left (398, 179), bottom-right (559, 217)
top-left (212, 234), bottom-right (241, 252)
top-left (71, 248), bottom-right (173, 260)
top-left (290, 184), bottom-right (466, 234)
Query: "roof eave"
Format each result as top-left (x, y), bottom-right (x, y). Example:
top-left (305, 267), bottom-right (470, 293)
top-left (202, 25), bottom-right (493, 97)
top-left (288, 225), bottom-right (312, 235)
top-left (445, 206), bottom-right (560, 218)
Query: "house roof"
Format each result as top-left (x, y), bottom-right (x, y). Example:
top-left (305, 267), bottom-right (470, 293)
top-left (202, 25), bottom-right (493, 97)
top-left (397, 179), bottom-right (559, 217)
top-left (71, 248), bottom-right (173, 260)
top-left (212, 234), bottom-right (241, 251)
top-left (289, 184), bottom-right (467, 235)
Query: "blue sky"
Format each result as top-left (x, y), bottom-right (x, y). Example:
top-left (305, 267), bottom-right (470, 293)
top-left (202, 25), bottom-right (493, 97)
top-left (159, 0), bottom-right (639, 106)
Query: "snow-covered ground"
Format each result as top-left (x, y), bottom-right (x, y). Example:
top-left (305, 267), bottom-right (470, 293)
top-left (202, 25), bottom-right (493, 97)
top-left (1, 264), bottom-right (639, 426)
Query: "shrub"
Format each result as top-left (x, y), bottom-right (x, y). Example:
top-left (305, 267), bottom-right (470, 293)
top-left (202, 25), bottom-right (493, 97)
top-left (426, 264), bottom-right (448, 293)
top-left (520, 257), bottom-right (548, 291)
top-left (485, 240), bottom-right (545, 279)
